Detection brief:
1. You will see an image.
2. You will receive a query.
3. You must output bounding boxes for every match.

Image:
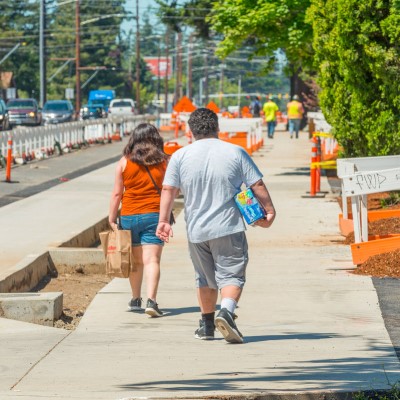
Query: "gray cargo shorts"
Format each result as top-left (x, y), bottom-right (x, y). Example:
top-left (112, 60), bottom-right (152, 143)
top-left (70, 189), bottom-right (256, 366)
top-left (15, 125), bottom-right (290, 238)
top-left (188, 231), bottom-right (249, 290)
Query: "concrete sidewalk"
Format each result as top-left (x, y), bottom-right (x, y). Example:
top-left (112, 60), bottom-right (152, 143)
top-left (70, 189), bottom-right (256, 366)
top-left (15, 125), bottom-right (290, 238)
top-left (1, 128), bottom-right (400, 399)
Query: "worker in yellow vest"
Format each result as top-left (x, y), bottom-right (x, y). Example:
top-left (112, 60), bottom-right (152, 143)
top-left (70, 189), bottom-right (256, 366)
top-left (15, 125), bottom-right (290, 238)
top-left (287, 95), bottom-right (304, 139)
top-left (263, 97), bottom-right (279, 139)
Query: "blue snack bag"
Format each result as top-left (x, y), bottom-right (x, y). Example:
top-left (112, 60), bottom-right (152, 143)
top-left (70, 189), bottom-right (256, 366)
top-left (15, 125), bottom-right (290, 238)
top-left (234, 188), bottom-right (265, 225)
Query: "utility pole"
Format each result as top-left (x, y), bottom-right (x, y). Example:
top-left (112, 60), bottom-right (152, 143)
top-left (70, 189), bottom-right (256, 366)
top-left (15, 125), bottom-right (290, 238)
top-left (75, 0), bottom-right (81, 116)
top-left (204, 49), bottom-right (209, 105)
top-left (157, 37), bottom-right (161, 103)
top-left (173, 33), bottom-right (178, 106)
top-left (39, 0), bottom-right (46, 107)
top-left (187, 34), bottom-right (193, 100)
top-left (238, 75), bottom-right (242, 117)
top-left (177, 32), bottom-right (183, 101)
top-left (219, 63), bottom-right (224, 109)
top-left (127, 30), bottom-right (133, 95)
top-left (164, 28), bottom-right (169, 112)
top-left (135, 0), bottom-right (140, 112)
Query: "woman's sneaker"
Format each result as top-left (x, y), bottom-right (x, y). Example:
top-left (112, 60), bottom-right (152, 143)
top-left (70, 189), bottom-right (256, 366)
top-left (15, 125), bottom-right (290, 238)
top-left (145, 298), bottom-right (163, 317)
top-left (128, 297), bottom-right (142, 312)
top-left (194, 320), bottom-right (215, 340)
top-left (215, 308), bottom-right (243, 344)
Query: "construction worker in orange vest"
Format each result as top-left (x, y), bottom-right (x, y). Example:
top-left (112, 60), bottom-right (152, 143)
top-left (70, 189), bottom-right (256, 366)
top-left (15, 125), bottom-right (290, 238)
top-left (287, 95), bottom-right (304, 139)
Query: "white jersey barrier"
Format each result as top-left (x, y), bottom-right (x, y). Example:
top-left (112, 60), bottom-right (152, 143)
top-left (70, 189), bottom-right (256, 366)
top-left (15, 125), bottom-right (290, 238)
top-left (177, 115), bottom-right (263, 154)
top-left (337, 155), bottom-right (400, 264)
top-left (0, 115), bottom-right (153, 162)
top-left (218, 117), bottom-right (263, 154)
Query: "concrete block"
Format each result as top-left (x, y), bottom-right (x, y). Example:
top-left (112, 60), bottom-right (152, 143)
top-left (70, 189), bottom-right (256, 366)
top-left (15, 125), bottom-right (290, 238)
top-left (0, 292), bottom-right (63, 326)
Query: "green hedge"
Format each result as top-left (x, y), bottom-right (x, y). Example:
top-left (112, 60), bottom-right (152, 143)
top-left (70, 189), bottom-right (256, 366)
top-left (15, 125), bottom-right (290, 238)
top-left (308, 0), bottom-right (400, 157)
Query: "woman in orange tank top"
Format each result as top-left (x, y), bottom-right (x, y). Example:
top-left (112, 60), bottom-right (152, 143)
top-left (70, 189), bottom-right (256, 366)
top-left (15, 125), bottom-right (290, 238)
top-left (109, 123), bottom-right (168, 317)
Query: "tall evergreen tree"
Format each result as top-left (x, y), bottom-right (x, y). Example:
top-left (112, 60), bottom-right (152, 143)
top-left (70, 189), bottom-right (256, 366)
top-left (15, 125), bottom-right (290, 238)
top-left (46, 0), bottom-right (128, 103)
top-left (0, 1), bottom-right (40, 99)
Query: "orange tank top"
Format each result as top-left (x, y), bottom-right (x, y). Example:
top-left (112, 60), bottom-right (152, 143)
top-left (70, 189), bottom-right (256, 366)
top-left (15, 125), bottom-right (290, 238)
top-left (121, 159), bottom-right (167, 216)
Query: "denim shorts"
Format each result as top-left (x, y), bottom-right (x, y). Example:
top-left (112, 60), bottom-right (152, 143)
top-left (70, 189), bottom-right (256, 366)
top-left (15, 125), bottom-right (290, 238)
top-left (120, 212), bottom-right (163, 246)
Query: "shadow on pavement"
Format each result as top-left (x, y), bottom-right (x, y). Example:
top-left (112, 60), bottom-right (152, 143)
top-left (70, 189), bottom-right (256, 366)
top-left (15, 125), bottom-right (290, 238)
top-left (117, 342), bottom-right (399, 392)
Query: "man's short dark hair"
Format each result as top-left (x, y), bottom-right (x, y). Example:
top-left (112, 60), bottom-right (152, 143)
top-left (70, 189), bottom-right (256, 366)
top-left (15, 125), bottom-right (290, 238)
top-left (188, 108), bottom-right (219, 138)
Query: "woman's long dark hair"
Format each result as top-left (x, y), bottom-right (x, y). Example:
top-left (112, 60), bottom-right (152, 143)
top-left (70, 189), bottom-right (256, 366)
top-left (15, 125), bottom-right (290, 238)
top-left (123, 123), bottom-right (168, 166)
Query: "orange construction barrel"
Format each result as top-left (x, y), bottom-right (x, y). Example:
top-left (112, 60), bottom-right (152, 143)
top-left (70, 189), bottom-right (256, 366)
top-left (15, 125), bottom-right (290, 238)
top-left (164, 141), bottom-right (183, 155)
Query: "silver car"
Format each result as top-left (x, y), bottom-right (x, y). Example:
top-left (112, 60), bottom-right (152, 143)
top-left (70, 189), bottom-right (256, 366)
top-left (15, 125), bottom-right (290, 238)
top-left (42, 100), bottom-right (75, 124)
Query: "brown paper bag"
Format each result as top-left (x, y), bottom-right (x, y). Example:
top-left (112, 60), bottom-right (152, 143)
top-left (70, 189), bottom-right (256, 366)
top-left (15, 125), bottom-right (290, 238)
top-left (99, 230), bottom-right (131, 278)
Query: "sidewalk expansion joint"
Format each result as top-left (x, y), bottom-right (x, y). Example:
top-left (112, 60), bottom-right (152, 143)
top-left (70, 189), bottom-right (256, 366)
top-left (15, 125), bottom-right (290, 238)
top-left (9, 330), bottom-right (73, 391)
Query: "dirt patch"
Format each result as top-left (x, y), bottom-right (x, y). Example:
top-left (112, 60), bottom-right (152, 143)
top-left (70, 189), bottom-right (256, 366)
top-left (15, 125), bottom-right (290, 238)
top-left (343, 217), bottom-right (400, 245)
top-left (338, 191), bottom-right (400, 212)
top-left (338, 192), bottom-right (400, 278)
top-left (36, 272), bottom-right (112, 330)
top-left (353, 250), bottom-right (400, 278)
top-left (34, 201), bottom-right (184, 330)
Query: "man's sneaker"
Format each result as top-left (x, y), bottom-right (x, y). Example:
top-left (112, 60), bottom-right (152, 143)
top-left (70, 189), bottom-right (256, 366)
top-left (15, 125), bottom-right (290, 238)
top-left (145, 298), bottom-right (163, 317)
top-left (215, 308), bottom-right (244, 344)
top-left (194, 320), bottom-right (215, 340)
top-left (128, 297), bottom-right (142, 312)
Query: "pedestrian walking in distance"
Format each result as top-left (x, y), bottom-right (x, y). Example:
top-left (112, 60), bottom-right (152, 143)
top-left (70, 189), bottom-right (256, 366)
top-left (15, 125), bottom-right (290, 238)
top-left (287, 94), bottom-right (304, 139)
top-left (109, 123), bottom-right (168, 318)
top-left (156, 108), bottom-right (276, 343)
top-left (263, 97), bottom-right (279, 139)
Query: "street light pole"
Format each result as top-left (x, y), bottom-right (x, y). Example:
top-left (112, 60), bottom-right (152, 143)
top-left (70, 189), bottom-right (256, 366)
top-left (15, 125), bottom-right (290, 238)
top-left (135, 0), bottom-right (140, 112)
top-left (75, 0), bottom-right (81, 116)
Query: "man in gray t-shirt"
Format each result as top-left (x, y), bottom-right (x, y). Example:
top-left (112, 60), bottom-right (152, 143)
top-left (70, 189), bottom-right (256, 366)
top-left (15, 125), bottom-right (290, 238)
top-left (156, 108), bottom-right (276, 344)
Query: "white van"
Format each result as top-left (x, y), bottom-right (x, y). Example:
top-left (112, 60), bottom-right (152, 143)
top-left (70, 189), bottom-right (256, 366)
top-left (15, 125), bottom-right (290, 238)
top-left (108, 99), bottom-right (136, 115)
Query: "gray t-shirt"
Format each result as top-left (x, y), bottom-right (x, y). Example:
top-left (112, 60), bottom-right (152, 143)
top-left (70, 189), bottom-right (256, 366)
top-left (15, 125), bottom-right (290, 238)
top-left (163, 138), bottom-right (263, 243)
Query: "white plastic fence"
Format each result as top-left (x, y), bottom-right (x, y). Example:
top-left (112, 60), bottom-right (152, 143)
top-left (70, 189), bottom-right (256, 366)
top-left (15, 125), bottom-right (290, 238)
top-left (337, 155), bottom-right (400, 243)
top-left (308, 112), bottom-right (332, 131)
top-left (177, 114), bottom-right (263, 151)
top-left (219, 117), bottom-right (263, 151)
top-left (0, 115), bottom-right (153, 160)
top-left (159, 113), bottom-right (172, 127)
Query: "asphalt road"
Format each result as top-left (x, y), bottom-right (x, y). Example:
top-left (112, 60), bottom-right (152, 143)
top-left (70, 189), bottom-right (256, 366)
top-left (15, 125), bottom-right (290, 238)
top-left (0, 131), bottom-right (175, 207)
top-left (373, 278), bottom-right (400, 360)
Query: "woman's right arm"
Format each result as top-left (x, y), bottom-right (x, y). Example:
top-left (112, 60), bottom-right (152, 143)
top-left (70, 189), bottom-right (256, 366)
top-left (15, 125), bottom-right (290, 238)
top-left (108, 158), bottom-right (125, 230)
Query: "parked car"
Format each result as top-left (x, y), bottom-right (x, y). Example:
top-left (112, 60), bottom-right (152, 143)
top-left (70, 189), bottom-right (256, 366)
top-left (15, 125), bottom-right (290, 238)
top-left (42, 100), bottom-right (75, 125)
top-left (80, 104), bottom-right (105, 120)
top-left (0, 99), bottom-right (10, 131)
top-left (108, 98), bottom-right (135, 116)
top-left (6, 98), bottom-right (42, 127)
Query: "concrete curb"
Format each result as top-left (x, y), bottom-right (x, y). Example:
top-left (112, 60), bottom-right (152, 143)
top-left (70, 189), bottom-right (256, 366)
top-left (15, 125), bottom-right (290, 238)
top-left (0, 217), bottom-right (108, 293)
